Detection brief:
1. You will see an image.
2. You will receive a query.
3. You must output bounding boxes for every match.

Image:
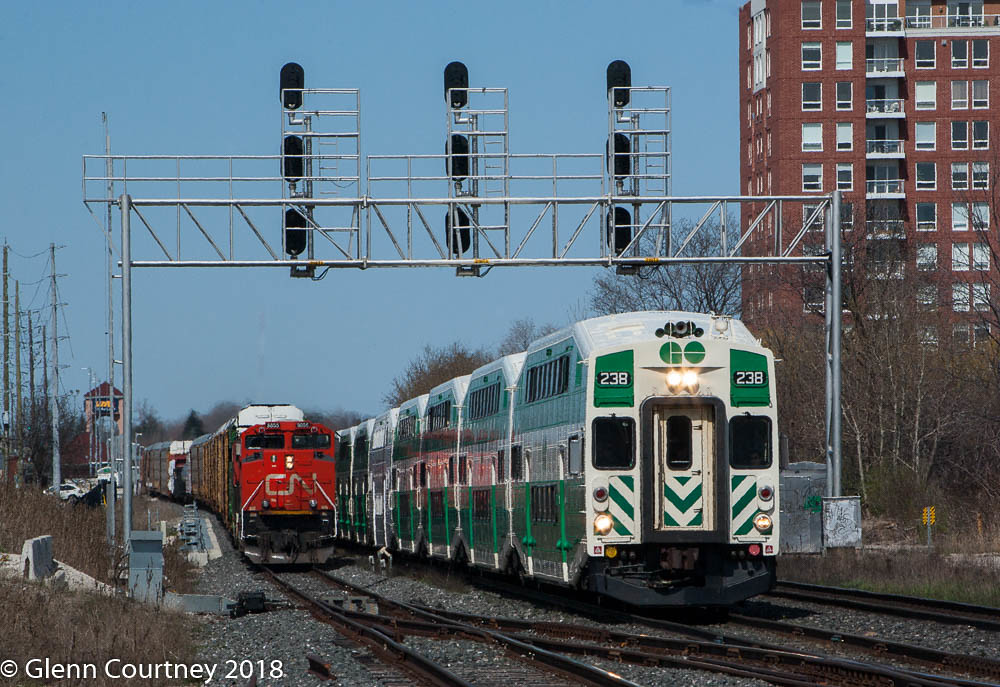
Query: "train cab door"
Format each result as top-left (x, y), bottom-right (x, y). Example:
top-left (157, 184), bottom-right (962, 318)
top-left (372, 474), bottom-right (386, 548)
top-left (652, 405), bottom-right (714, 531)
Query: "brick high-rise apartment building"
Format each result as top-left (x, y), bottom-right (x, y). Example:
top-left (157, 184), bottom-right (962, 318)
top-left (739, 0), bottom-right (997, 342)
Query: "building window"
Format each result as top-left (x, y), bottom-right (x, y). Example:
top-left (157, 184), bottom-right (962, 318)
top-left (953, 202), bottom-right (969, 231)
top-left (916, 243), bottom-right (937, 270)
top-left (953, 39), bottom-right (969, 68)
top-left (973, 39), bottom-right (989, 67)
top-left (973, 243), bottom-right (990, 270)
top-left (803, 203), bottom-right (825, 230)
top-left (974, 323), bottom-right (990, 346)
top-left (802, 163), bottom-right (823, 191)
top-left (973, 283), bottom-right (990, 311)
top-left (841, 201), bottom-right (854, 230)
top-left (802, 42), bottom-right (822, 70)
top-left (953, 242), bottom-right (971, 271)
top-left (836, 0), bottom-right (852, 27)
top-left (803, 286), bottom-right (825, 313)
top-left (915, 81), bottom-right (936, 110)
top-left (836, 122), bottom-right (852, 150)
top-left (767, 89), bottom-right (772, 115)
top-left (916, 203), bottom-right (936, 231)
top-left (972, 202), bottom-right (989, 231)
top-left (802, 82), bottom-right (821, 110)
top-left (920, 326), bottom-right (939, 345)
top-left (836, 81), bottom-right (852, 109)
top-left (836, 41), bottom-right (853, 69)
top-left (973, 161), bottom-right (989, 189)
top-left (802, 123), bottom-right (823, 151)
top-left (954, 323), bottom-right (971, 344)
top-left (952, 121), bottom-right (969, 150)
top-left (915, 122), bottom-right (936, 150)
top-left (952, 80), bottom-right (968, 109)
top-left (953, 283), bottom-right (970, 312)
top-left (915, 40), bottom-right (935, 68)
top-left (802, 1), bottom-right (822, 28)
top-left (952, 162), bottom-right (969, 190)
top-left (917, 285), bottom-right (937, 309)
top-left (972, 80), bottom-right (988, 108)
top-left (973, 121), bottom-right (989, 150)
top-left (836, 163), bottom-right (853, 190)
top-left (916, 162), bottom-right (936, 190)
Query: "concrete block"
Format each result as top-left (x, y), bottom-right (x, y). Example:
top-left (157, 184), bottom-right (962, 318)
top-left (21, 535), bottom-right (56, 580)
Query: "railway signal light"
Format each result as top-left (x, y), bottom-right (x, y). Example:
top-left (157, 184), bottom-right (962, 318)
top-left (283, 135), bottom-right (304, 181)
top-left (284, 208), bottom-right (308, 256)
top-left (446, 134), bottom-right (470, 180)
top-left (446, 207), bottom-right (471, 256)
top-left (280, 62), bottom-right (305, 110)
top-left (607, 60), bottom-right (631, 108)
top-left (607, 133), bottom-right (630, 178)
top-left (606, 206), bottom-right (631, 256)
top-left (444, 61), bottom-right (469, 108)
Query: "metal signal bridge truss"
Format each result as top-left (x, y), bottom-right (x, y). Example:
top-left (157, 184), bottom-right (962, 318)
top-left (81, 62), bottom-right (845, 540)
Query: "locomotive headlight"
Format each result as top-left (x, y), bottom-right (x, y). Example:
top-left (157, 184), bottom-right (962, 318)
top-left (262, 499), bottom-right (270, 509)
top-left (309, 499), bottom-right (317, 509)
top-left (594, 513), bottom-right (615, 535)
top-left (753, 513), bottom-right (773, 532)
top-left (682, 370), bottom-right (699, 391)
top-left (285, 455), bottom-right (294, 470)
top-left (666, 370), bottom-right (683, 388)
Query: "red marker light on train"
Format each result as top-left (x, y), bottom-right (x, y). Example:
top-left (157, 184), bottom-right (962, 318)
top-left (758, 485), bottom-right (773, 500)
top-left (748, 544), bottom-right (761, 557)
top-left (593, 486), bottom-right (609, 502)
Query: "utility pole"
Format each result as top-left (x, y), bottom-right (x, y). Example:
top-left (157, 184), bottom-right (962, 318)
top-left (14, 282), bottom-right (21, 460)
top-left (27, 312), bottom-right (33, 455)
top-left (3, 244), bottom-right (8, 445)
top-left (104, 113), bottom-right (118, 550)
top-left (49, 245), bottom-right (61, 489)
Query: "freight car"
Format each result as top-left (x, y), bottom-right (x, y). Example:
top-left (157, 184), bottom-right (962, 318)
top-left (150, 404), bottom-right (337, 564)
top-left (142, 439), bottom-right (191, 500)
top-left (337, 311), bottom-right (779, 607)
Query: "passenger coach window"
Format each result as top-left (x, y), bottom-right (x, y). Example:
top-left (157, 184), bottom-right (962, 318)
top-left (730, 415), bottom-right (772, 468)
top-left (666, 416), bottom-right (693, 470)
top-left (592, 417), bottom-right (635, 469)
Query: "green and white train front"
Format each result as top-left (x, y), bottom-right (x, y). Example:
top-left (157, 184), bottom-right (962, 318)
top-left (583, 315), bottom-right (778, 606)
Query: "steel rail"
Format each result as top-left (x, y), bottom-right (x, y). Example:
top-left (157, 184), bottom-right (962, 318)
top-left (770, 581), bottom-right (1000, 632)
top-left (255, 566), bottom-right (470, 687)
top-left (312, 569), bottom-right (971, 687)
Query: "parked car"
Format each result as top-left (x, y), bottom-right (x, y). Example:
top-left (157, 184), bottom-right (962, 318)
top-left (45, 482), bottom-right (87, 503)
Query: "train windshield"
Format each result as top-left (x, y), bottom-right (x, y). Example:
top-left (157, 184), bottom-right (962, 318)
top-left (730, 415), bottom-right (771, 468)
top-left (592, 416), bottom-right (635, 469)
top-left (245, 434), bottom-right (285, 450)
top-left (292, 433), bottom-right (332, 449)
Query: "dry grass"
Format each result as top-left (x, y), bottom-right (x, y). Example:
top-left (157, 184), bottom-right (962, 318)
top-left (780, 548), bottom-right (1000, 607)
top-left (0, 576), bottom-right (196, 687)
top-left (0, 481), bottom-right (196, 592)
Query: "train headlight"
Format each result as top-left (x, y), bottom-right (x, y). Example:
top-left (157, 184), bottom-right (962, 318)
top-left (309, 499), bottom-right (317, 509)
top-left (753, 513), bottom-right (773, 532)
top-left (262, 499), bottom-right (270, 509)
top-left (682, 370), bottom-right (699, 392)
top-left (594, 513), bottom-right (615, 535)
top-left (285, 455), bottom-right (294, 470)
top-left (666, 370), bottom-right (682, 388)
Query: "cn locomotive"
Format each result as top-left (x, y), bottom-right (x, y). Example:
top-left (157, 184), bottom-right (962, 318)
top-left (143, 404), bottom-right (337, 564)
top-left (337, 312), bottom-right (779, 607)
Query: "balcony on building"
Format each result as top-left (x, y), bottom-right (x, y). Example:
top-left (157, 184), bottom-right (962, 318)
top-left (865, 98), bottom-right (905, 118)
top-left (866, 139), bottom-right (905, 159)
top-left (905, 12), bottom-right (1000, 32)
top-left (866, 179), bottom-right (905, 199)
top-left (866, 58), bottom-right (904, 77)
top-left (866, 17), bottom-right (905, 36)
top-left (865, 218), bottom-right (906, 238)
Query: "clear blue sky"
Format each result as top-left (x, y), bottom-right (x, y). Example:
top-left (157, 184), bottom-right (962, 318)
top-left (0, 0), bottom-right (744, 424)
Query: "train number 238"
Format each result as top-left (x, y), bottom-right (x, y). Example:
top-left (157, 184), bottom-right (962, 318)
top-left (733, 370), bottom-right (767, 386)
top-left (598, 371), bottom-right (631, 386)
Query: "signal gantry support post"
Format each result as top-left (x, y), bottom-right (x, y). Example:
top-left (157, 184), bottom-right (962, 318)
top-left (121, 194), bottom-right (133, 543)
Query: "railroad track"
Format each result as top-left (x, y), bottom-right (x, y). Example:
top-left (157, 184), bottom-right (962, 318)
top-left (309, 567), bottom-right (984, 687)
top-left (770, 581), bottom-right (1000, 632)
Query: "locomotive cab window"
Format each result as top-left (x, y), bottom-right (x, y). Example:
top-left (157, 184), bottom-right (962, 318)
top-left (730, 415), bottom-right (772, 468)
top-left (665, 416), bottom-right (693, 470)
top-left (592, 416), bottom-right (635, 469)
top-left (246, 434), bottom-right (285, 450)
top-left (292, 433), bottom-right (331, 449)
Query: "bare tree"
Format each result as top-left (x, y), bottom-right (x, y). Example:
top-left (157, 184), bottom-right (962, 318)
top-left (497, 318), bottom-right (558, 356)
top-left (383, 342), bottom-right (492, 408)
top-left (590, 218), bottom-right (743, 316)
